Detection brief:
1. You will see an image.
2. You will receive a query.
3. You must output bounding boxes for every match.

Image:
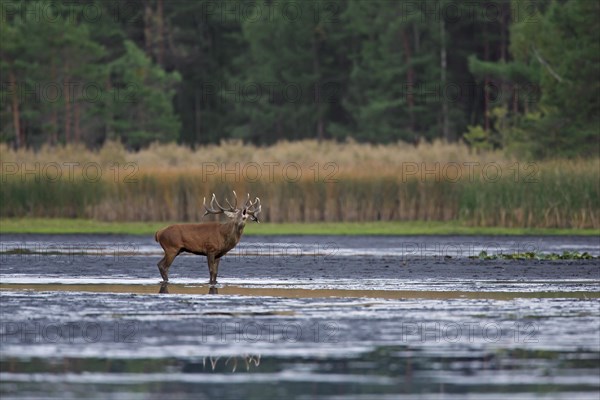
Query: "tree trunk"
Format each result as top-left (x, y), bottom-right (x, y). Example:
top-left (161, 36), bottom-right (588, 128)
top-left (105, 78), bottom-right (114, 142)
top-left (50, 107), bottom-right (58, 145)
top-left (144, 1), bottom-right (154, 60)
top-left (195, 88), bottom-right (202, 143)
top-left (413, 23), bottom-right (420, 53)
top-left (157, 0), bottom-right (165, 66)
top-left (276, 118), bottom-right (283, 140)
top-left (500, 2), bottom-right (508, 62)
top-left (483, 27), bottom-right (490, 132)
top-left (74, 100), bottom-right (81, 144)
top-left (316, 118), bottom-right (324, 142)
top-left (64, 64), bottom-right (72, 143)
top-left (312, 31), bottom-right (323, 142)
top-left (9, 70), bottom-right (22, 148)
top-left (50, 64), bottom-right (58, 145)
top-left (401, 28), bottom-right (416, 133)
top-left (440, 18), bottom-right (450, 141)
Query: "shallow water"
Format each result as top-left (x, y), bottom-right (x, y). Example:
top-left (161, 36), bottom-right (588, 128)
top-left (0, 234), bottom-right (599, 399)
top-left (2, 283), bottom-right (599, 300)
top-left (2, 233), bottom-right (599, 257)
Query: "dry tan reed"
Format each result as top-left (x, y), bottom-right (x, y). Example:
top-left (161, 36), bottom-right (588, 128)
top-left (1, 141), bottom-right (597, 228)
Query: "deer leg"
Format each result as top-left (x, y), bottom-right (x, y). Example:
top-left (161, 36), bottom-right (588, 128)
top-left (157, 256), bottom-right (168, 282)
top-left (214, 258), bottom-right (221, 283)
top-left (158, 251), bottom-right (177, 283)
top-left (207, 254), bottom-right (218, 285)
top-left (159, 282), bottom-right (169, 294)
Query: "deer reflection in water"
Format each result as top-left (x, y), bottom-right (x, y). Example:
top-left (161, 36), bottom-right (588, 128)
top-left (158, 283), bottom-right (218, 295)
top-left (202, 354), bottom-right (261, 372)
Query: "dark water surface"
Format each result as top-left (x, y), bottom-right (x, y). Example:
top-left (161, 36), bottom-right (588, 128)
top-left (1, 234), bottom-right (599, 399)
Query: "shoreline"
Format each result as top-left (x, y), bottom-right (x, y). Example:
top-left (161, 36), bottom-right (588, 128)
top-left (2, 218), bottom-right (599, 236)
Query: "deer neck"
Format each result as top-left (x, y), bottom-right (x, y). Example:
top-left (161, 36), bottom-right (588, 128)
top-left (221, 220), bottom-right (246, 249)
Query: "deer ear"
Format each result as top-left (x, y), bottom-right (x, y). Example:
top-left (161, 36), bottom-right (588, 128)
top-left (242, 208), bottom-right (247, 215)
top-left (224, 211), bottom-right (237, 218)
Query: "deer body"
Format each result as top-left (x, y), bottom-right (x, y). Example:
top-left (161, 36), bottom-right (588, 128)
top-left (155, 192), bottom-right (261, 285)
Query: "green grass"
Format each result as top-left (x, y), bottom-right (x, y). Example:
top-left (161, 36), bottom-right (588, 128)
top-left (0, 218), bottom-right (163, 235)
top-left (1, 218), bottom-right (598, 236)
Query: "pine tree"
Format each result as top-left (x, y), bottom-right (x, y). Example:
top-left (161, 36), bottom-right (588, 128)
top-left (108, 41), bottom-right (180, 148)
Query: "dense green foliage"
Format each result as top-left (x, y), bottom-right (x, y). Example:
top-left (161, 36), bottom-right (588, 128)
top-left (1, 0), bottom-right (598, 157)
top-left (468, 0), bottom-right (600, 158)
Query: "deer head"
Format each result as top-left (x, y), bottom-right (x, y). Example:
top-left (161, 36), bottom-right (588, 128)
top-left (203, 190), bottom-right (262, 224)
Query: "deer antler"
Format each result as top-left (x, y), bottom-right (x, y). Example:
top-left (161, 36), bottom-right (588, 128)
top-left (203, 194), bottom-right (221, 216)
top-left (245, 195), bottom-right (262, 222)
top-left (203, 191), bottom-right (238, 216)
top-left (225, 190), bottom-right (238, 210)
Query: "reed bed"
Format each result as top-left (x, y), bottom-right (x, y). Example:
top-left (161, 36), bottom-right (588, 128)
top-left (1, 141), bottom-right (598, 228)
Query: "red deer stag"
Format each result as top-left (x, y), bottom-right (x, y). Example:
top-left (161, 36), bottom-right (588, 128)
top-left (154, 191), bottom-right (261, 285)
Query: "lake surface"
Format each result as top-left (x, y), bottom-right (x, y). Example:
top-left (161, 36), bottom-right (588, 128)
top-left (1, 234), bottom-right (599, 399)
